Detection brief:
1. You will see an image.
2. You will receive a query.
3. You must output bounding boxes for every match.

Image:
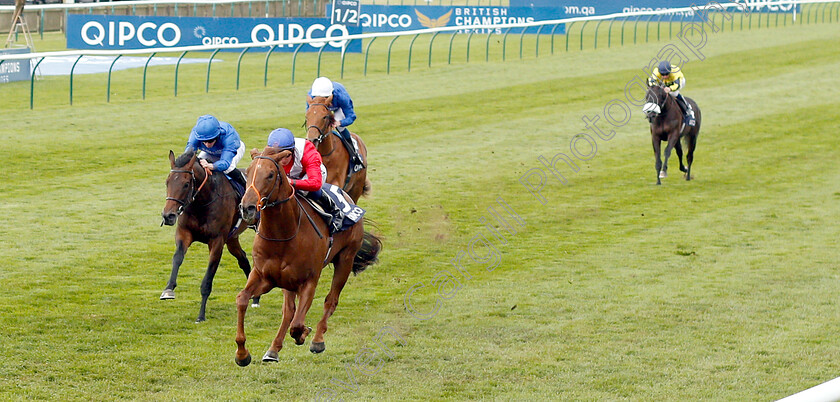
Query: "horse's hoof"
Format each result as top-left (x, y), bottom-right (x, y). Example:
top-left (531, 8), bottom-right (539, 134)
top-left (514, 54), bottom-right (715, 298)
top-left (262, 350), bottom-right (279, 362)
top-left (235, 354), bottom-right (252, 367)
top-left (160, 289), bottom-right (175, 300)
top-left (251, 303), bottom-right (260, 308)
top-left (293, 327), bottom-right (312, 345)
top-left (659, 171), bottom-right (667, 179)
top-left (195, 317), bottom-right (206, 324)
top-left (310, 342), bottom-right (326, 354)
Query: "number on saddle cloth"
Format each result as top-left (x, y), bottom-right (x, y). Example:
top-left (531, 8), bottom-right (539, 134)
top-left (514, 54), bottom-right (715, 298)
top-left (324, 183), bottom-right (365, 231)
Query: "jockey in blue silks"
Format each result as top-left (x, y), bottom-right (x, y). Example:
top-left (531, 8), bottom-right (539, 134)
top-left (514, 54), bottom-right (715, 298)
top-left (306, 77), bottom-right (365, 170)
top-left (184, 114), bottom-right (247, 191)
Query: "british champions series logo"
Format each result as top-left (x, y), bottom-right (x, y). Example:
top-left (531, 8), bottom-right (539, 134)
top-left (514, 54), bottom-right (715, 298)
top-left (415, 9), bottom-right (452, 28)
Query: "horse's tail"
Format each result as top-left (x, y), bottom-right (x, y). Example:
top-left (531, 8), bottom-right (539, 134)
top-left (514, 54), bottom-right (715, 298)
top-left (362, 178), bottom-right (372, 198)
top-left (352, 219), bottom-right (382, 275)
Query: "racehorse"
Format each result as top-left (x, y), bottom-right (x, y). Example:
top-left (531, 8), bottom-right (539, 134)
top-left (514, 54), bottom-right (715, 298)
top-left (643, 83), bottom-right (702, 185)
top-left (234, 147), bottom-right (382, 366)
top-left (305, 96), bottom-right (371, 203)
top-left (161, 150), bottom-right (258, 323)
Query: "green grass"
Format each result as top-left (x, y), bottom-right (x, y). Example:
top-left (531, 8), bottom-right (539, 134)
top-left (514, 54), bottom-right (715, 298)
top-left (1, 19), bottom-right (839, 401)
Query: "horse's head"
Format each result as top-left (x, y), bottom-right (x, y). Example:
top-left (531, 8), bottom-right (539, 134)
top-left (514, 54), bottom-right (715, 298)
top-left (240, 147), bottom-right (295, 223)
top-left (305, 95), bottom-right (335, 146)
top-left (642, 84), bottom-right (668, 123)
top-left (162, 150), bottom-right (199, 226)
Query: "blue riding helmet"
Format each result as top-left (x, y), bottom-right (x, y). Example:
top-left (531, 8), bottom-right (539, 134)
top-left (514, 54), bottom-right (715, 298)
top-left (192, 115), bottom-right (222, 141)
top-left (267, 128), bottom-right (295, 150)
top-left (658, 61), bottom-right (672, 75)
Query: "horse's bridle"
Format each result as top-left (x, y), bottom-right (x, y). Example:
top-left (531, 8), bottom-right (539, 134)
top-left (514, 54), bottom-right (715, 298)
top-left (305, 103), bottom-right (338, 156)
top-left (165, 167), bottom-right (211, 215)
top-left (644, 84), bottom-right (668, 121)
top-left (249, 156), bottom-right (296, 211)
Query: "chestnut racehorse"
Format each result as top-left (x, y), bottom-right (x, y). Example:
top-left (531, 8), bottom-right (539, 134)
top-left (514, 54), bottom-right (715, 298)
top-left (161, 150), bottom-right (258, 323)
top-left (643, 84), bottom-right (702, 185)
top-left (305, 96), bottom-right (371, 203)
top-left (234, 147), bottom-right (382, 366)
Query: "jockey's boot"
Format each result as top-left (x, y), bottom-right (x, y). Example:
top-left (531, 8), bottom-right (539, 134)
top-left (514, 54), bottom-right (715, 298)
top-left (676, 94), bottom-right (696, 127)
top-left (314, 191), bottom-right (344, 234)
top-left (227, 168), bottom-right (248, 195)
top-left (337, 128), bottom-right (365, 172)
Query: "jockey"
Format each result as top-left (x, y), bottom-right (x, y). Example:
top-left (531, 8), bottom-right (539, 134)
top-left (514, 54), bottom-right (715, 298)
top-left (267, 128), bottom-right (344, 234)
top-left (184, 114), bottom-right (247, 191)
top-left (306, 76), bottom-right (365, 171)
top-left (647, 61), bottom-right (696, 127)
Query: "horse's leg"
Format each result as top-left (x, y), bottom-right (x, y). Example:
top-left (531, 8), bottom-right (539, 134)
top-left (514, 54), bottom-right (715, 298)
top-left (675, 138), bottom-right (686, 173)
top-left (685, 133), bottom-right (697, 181)
top-left (289, 277), bottom-right (319, 345)
top-left (235, 269), bottom-right (273, 367)
top-left (226, 238), bottom-right (260, 307)
top-left (661, 134), bottom-right (679, 182)
top-left (263, 289), bottom-right (297, 362)
top-left (652, 137), bottom-right (663, 185)
top-left (195, 237), bottom-right (225, 323)
top-left (162, 228), bottom-right (193, 300)
top-left (311, 249), bottom-right (355, 354)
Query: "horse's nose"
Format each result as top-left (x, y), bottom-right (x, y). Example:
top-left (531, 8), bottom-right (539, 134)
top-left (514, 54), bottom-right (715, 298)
top-left (161, 212), bottom-right (177, 226)
top-left (240, 204), bottom-right (257, 223)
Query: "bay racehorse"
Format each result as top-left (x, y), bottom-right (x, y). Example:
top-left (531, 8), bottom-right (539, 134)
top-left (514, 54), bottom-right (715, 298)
top-left (305, 95), bottom-right (371, 203)
top-left (643, 83), bottom-right (702, 185)
top-left (234, 147), bottom-right (382, 366)
top-left (161, 150), bottom-right (258, 323)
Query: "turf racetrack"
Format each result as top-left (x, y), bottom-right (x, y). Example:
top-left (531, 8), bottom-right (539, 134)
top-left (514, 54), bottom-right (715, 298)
top-left (1, 20), bottom-right (839, 400)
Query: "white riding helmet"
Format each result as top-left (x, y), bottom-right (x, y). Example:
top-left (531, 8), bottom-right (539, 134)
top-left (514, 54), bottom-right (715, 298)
top-left (311, 77), bottom-right (334, 97)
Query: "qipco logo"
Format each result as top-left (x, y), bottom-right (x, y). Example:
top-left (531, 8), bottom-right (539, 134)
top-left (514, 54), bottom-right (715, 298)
top-left (202, 36), bottom-right (239, 46)
top-left (250, 23), bottom-right (350, 48)
top-left (81, 21), bottom-right (182, 47)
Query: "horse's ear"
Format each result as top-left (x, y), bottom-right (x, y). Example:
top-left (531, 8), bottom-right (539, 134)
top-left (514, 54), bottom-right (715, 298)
top-left (306, 95), bottom-right (314, 105)
top-left (250, 148), bottom-right (261, 160)
top-left (325, 95), bottom-right (333, 106)
top-left (168, 150), bottom-right (176, 167)
top-left (188, 151), bottom-right (197, 167)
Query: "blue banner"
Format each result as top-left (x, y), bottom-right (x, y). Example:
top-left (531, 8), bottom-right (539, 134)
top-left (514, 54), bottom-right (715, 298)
top-left (333, 5), bottom-right (566, 34)
top-left (66, 15), bottom-right (362, 52)
top-left (511, 0), bottom-right (707, 19)
top-left (0, 47), bottom-right (31, 84)
top-left (511, 0), bottom-right (795, 17)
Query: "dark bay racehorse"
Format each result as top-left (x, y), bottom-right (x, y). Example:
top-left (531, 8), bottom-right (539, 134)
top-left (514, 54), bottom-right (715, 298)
top-left (305, 95), bottom-right (371, 203)
top-left (234, 147), bottom-right (382, 367)
top-left (644, 84), bottom-right (702, 185)
top-left (161, 150), bottom-right (258, 323)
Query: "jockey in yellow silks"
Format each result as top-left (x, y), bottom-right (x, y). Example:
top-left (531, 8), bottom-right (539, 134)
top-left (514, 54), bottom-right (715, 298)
top-left (647, 61), bottom-right (696, 126)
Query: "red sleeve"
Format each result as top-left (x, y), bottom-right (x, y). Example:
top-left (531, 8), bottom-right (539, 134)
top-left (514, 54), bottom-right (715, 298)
top-left (291, 141), bottom-right (324, 192)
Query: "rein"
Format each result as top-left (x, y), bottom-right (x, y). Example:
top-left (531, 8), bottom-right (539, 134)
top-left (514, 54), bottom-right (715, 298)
top-left (166, 166), bottom-right (212, 214)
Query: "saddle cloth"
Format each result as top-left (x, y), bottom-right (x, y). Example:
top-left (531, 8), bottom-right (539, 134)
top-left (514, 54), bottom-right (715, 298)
top-left (307, 183), bottom-right (365, 232)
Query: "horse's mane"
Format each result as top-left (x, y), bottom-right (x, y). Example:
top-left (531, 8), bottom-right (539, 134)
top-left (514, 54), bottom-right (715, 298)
top-left (174, 150), bottom-right (196, 168)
